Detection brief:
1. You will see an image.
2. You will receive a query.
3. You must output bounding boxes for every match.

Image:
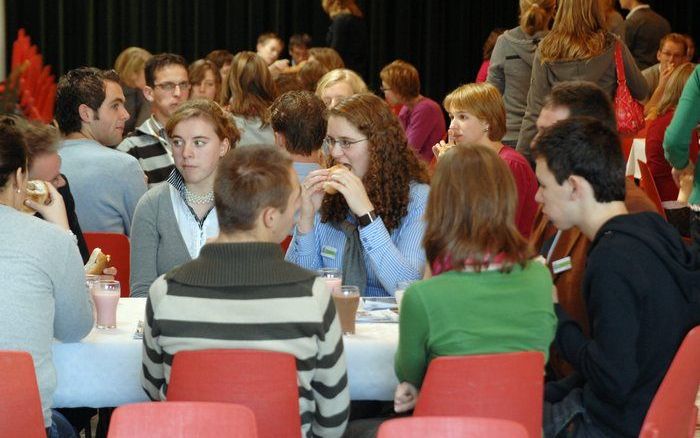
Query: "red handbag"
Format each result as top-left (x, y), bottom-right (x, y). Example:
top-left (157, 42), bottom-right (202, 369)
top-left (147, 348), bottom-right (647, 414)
top-left (614, 40), bottom-right (645, 135)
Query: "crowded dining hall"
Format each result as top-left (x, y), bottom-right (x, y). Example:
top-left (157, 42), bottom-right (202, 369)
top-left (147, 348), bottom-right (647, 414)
top-left (2, 0), bottom-right (700, 437)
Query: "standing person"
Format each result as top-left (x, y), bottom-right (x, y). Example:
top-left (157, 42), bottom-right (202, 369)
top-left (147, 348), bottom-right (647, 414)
top-left (322, 0), bottom-right (368, 78)
top-left (536, 117), bottom-right (700, 438)
top-left (271, 90), bottom-right (327, 183)
top-left (188, 59), bottom-right (221, 101)
top-left (380, 60), bottom-right (446, 162)
top-left (55, 67), bottom-right (147, 235)
top-left (487, 0), bottom-right (556, 147)
top-left (599, 0), bottom-right (625, 37)
top-left (394, 144), bottom-right (556, 413)
top-left (220, 51), bottom-right (278, 147)
top-left (315, 68), bottom-right (367, 109)
top-left (439, 83), bottom-right (538, 238)
top-left (286, 93), bottom-right (429, 297)
top-left (129, 100), bottom-right (238, 297)
top-left (664, 64), bottom-right (700, 244)
top-left (619, 0), bottom-right (671, 70)
top-left (117, 53), bottom-right (190, 186)
top-left (0, 120), bottom-right (94, 438)
top-left (113, 47), bottom-right (152, 135)
top-left (517, 0), bottom-right (649, 158)
top-left (141, 146), bottom-right (350, 437)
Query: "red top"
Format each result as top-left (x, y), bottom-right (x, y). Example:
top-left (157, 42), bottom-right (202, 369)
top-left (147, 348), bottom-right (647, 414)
top-left (476, 60), bottom-right (490, 83)
top-left (499, 145), bottom-right (538, 238)
top-left (646, 110), bottom-right (699, 202)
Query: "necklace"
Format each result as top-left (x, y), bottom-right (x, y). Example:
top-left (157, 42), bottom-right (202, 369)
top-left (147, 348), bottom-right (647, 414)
top-left (184, 186), bottom-right (214, 205)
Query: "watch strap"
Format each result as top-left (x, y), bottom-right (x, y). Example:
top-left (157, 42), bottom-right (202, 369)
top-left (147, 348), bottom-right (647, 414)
top-left (357, 210), bottom-right (377, 227)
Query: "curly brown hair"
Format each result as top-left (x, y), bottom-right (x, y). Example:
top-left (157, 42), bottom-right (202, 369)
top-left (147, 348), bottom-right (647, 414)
top-left (320, 93), bottom-right (429, 232)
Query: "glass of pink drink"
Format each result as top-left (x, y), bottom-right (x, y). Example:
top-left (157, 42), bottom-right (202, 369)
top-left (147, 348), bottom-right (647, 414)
top-left (93, 280), bottom-right (120, 329)
top-left (317, 268), bottom-right (342, 295)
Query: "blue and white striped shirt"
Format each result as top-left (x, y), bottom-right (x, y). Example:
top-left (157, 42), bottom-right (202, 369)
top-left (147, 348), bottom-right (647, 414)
top-left (286, 182), bottom-right (429, 297)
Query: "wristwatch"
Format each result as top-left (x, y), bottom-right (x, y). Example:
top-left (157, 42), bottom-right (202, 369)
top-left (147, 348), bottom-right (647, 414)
top-left (357, 210), bottom-right (378, 227)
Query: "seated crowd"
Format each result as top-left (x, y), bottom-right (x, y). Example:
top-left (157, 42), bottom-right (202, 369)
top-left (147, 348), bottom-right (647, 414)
top-left (1, 0), bottom-right (700, 437)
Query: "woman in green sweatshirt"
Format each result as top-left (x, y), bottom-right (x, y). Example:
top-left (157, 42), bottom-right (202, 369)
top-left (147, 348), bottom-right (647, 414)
top-left (394, 144), bottom-right (556, 413)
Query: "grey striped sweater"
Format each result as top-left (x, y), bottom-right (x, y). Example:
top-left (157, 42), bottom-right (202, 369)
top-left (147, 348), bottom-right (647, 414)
top-left (141, 242), bottom-right (349, 437)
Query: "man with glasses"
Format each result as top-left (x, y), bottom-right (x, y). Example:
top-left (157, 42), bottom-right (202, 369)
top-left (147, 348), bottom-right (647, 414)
top-left (117, 53), bottom-right (190, 186)
top-left (642, 33), bottom-right (688, 115)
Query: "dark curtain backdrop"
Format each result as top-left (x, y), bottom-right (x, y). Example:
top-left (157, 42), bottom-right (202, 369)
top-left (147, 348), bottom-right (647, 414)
top-left (6, 0), bottom-right (700, 106)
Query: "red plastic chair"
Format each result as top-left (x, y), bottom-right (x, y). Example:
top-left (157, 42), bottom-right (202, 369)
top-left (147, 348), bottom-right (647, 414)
top-left (378, 416), bottom-right (528, 438)
top-left (167, 349), bottom-right (301, 438)
top-left (281, 235), bottom-right (293, 253)
top-left (637, 160), bottom-right (668, 220)
top-left (83, 232), bottom-right (131, 297)
top-left (107, 401), bottom-right (258, 438)
top-left (413, 352), bottom-right (545, 438)
top-left (639, 325), bottom-right (700, 438)
top-left (0, 351), bottom-right (46, 438)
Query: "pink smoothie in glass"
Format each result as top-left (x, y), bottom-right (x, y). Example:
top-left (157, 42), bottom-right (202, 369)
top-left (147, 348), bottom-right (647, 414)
top-left (92, 292), bottom-right (119, 329)
top-left (324, 277), bottom-right (342, 295)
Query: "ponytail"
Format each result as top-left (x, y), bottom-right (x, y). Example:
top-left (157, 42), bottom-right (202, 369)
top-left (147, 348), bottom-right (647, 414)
top-left (519, 0), bottom-right (556, 36)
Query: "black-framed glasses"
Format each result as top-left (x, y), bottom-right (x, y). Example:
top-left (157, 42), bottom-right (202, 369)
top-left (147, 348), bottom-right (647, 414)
top-left (154, 81), bottom-right (191, 93)
top-left (323, 136), bottom-right (367, 153)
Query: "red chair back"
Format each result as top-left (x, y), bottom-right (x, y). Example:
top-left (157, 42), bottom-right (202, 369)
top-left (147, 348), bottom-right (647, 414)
top-left (83, 232), bottom-right (131, 297)
top-left (413, 352), bottom-right (545, 438)
top-left (639, 325), bottom-right (700, 438)
top-left (378, 416), bottom-right (528, 438)
top-left (637, 160), bottom-right (667, 220)
top-left (107, 401), bottom-right (257, 438)
top-left (167, 349), bottom-right (301, 438)
top-left (0, 351), bottom-right (46, 438)
top-left (281, 235), bottom-right (293, 253)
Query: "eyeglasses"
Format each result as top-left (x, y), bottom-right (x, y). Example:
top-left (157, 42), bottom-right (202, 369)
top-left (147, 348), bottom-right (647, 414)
top-left (380, 85), bottom-right (391, 92)
top-left (153, 81), bottom-right (192, 93)
top-left (322, 136), bottom-right (367, 153)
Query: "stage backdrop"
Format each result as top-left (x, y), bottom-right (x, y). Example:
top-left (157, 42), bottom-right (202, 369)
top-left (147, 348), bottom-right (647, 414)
top-left (6, 0), bottom-right (700, 108)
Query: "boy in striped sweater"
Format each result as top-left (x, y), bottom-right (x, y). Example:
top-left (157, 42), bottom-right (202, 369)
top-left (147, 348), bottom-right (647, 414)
top-left (141, 145), bottom-right (349, 437)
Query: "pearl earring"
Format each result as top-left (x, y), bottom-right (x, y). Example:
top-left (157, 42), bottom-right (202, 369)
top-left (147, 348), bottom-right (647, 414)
top-left (482, 126), bottom-right (490, 133)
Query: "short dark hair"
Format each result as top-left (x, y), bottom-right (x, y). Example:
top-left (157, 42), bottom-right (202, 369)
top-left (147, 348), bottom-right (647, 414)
top-left (55, 67), bottom-right (121, 135)
top-left (270, 91), bottom-right (327, 156)
top-left (0, 117), bottom-right (28, 188)
top-left (214, 145), bottom-right (294, 232)
top-left (144, 53), bottom-right (188, 87)
top-left (543, 81), bottom-right (617, 131)
top-left (289, 33), bottom-right (312, 49)
top-left (206, 49), bottom-right (234, 70)
top-left (534, 117), bottom-right (625, 202)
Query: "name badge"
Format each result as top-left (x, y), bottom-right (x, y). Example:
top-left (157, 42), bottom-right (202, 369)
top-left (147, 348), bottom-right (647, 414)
top-left (321, 245), bottom-right (338, 260)
top-left (552, 256), bottom-right (572, 274)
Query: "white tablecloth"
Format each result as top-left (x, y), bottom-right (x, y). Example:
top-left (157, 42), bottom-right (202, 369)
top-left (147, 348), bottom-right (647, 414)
top-left (52, 298), bottom-right (399, 408)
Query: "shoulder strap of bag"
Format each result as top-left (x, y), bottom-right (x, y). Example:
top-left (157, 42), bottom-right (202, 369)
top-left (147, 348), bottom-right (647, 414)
top-left (614, 40), bottom-right (627, 86)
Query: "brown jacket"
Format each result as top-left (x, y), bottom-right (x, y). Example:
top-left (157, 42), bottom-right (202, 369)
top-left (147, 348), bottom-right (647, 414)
top-left (532, 179), bottom-right (658, 377)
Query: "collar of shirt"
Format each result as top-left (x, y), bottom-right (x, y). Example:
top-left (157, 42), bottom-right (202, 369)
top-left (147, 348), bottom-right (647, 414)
top-left (146, 116), bottom-right (173, 155)
top-left (166, 168), bottom-right (213, 228)
top-left (626, 4), bottom-right (650, 20)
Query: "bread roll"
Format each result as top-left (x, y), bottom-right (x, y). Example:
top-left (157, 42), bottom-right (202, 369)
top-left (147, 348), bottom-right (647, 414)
top-left (21, 180), bottom-right (49, 213)
top-left (323, 164), bottom-right (348, 194)
top-left (84, 248), bottom-right (111, 275)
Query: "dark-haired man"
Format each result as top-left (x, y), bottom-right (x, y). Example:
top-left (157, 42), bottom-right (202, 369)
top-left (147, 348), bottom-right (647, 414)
top-left (531, 81), bottom-right (657, 378)
top-left (619, 0), bottom-right (671, 70)
top-left (536, 117), bottom-right (700, 437)
top-left (270, 90), bottom-right (327, 182)
top-left (117, 53), bottom-right (190, 186)
top-left (55, 67), bottom-right (147, 235)
top-left (141, 145), bottom-right (349, 437)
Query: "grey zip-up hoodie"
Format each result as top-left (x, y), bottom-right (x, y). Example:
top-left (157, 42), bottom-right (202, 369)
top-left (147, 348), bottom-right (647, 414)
top-left (487, 26), bottom-right (547, 143)
top-left (517, 33), bottom-right (649, 158)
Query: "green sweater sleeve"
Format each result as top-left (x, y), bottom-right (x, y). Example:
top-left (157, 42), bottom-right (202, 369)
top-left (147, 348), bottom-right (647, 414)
top-left (394, 284), bottom-right (430, 386)
top-left (664, 65), bottom-right (700, 170)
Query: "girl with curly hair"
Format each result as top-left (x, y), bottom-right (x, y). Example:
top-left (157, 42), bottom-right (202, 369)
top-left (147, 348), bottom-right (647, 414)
top-left (286, 93), bottom-right (429, 297)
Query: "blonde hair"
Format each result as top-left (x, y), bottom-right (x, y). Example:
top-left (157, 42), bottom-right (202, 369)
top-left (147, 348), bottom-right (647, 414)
top-left (315, 69), bottom-right (368, 97)
top-left (443, 83), bottom-right (507, 142)
top-left (166, 99), bottom-right (240, 147)
top-left (113, 47), bottom-right (152, 88)
top-left (322, 0), bottom-right (363, 18)
top-left (519, 0), bottom-right (556, 36)
top-left (538, 0), bottom-right (608, 63)
top-left (654, 63), bottom-right (695, 117)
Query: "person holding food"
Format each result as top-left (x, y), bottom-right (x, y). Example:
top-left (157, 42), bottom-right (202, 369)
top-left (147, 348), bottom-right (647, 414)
top-left (286, 93), bottom-right (429, 297)
top-left (129, 100), bottom-right (239, 297)
top-left (0, 118), bottom-right (94, 438)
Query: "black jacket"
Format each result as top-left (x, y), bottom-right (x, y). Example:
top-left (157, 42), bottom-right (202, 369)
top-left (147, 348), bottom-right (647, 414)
top-left (554, 212), bottom-right (700, 437)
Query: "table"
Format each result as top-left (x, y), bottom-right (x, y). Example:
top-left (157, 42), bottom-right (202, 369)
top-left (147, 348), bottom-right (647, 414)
top-left (52, 298), bottom-right (399, 408)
